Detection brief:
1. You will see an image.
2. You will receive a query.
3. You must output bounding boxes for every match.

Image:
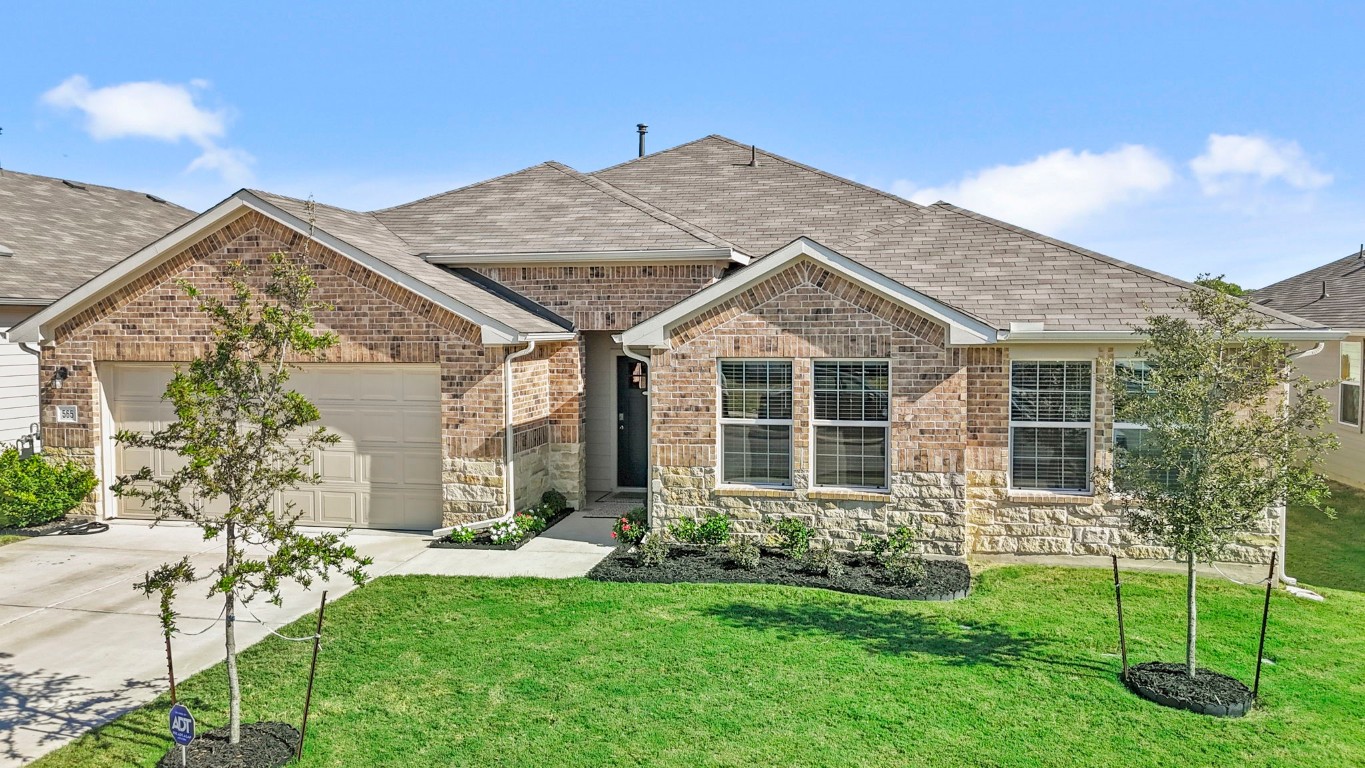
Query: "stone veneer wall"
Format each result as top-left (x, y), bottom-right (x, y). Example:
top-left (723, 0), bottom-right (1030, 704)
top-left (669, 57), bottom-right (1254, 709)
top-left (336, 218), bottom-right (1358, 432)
top-left (40, 210), bottom-right (512, 527)
top-left (647, 259), bottom-right (1280, 565)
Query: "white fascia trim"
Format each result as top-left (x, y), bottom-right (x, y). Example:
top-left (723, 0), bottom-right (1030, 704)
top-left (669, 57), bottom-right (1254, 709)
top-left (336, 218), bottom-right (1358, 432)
top-left (619, 237), bottom-right (997, 348)
top-left (6, 195), bottom-right (253, 344)
top-left (1000, 329), bottom-right (1348, 343)
top-left (423, 247), bottom-right (749, 266)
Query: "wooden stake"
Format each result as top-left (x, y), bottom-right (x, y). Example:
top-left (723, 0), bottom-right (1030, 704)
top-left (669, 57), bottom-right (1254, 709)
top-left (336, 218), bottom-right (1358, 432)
top-left (164, 628), bottom-right (177, 704)
top-left (1253, 551), bottom-right (1277, 700)
top-left (1112, 555), bottom-right (1129, 681)
top-left (298, 591), bottom-right (328, 760)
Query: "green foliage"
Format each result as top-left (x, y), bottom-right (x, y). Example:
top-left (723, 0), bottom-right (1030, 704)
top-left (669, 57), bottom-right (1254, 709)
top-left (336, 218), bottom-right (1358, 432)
top-left (860, 525), bottom-right (925, 586)
top-left (540, 488), bottom-right (568, 515)
top-left (639, 532), bottom-right (670, 567)
top-left (445, 527), bottom-right (476, 544)
top-left (667, 513), bottom-right (731, 546)
top-left (770, 517), bottom-right (813, 561)
top-left (612, 506), bottom-right (647, 546)
top-left (806, 542), bottom-right (847, 579)
top-left (0, 447), bottom-right (98, 528)
top-left (727, 535), bottom-right (761, 569)
top-left (109, 250), bottom-right (371, 743)
top-left (513, 511), bottom-right (546, 537)
top-left (1097, 286), bottom-right (1335, 676)
top-left (489, 518), bottom-right (525, 545)
top-left (1193, 274), bottom-right (1246, 297)
top-left (134, 557), bottom-right (196, 637)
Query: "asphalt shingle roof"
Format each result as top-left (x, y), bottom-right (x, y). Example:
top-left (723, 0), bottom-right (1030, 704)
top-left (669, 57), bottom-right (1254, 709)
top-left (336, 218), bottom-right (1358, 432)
top-left (374, 161), bottom-right (739, 255)
top-left (594, 135), bottom-right (923, 257)
top-left (0, 170), bottom-right (195, 303)
top-left (1251, 250), bottom-right (1365, 331)
top-left (248, 191), bottom-right (569, 334)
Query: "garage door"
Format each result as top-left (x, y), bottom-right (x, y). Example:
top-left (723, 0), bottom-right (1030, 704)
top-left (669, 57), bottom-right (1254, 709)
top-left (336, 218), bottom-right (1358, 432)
top-left (103, 363), bottom-right (443, 531)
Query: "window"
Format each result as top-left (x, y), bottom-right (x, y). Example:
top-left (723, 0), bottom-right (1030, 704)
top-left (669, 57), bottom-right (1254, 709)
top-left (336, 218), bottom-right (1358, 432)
top-left (1112, 360), bottom-right (1173, 489)
top-left (1341, 342), bottom-right (1362, 427)
top-left (719, 361), bottom-right (793, 486)
top-left (1010, 361), bottom-right (1093, 492)
top-left (813, 360), bottom-right (890, 489)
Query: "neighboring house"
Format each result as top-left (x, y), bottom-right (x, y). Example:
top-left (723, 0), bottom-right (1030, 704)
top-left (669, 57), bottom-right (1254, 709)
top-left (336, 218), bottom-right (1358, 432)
top-left (0, 170), bottom-right (194, 443)
top-left (7, 136), bottom-right (1335, 565)
top-left (1254, 251), bottom-right (1365, 488)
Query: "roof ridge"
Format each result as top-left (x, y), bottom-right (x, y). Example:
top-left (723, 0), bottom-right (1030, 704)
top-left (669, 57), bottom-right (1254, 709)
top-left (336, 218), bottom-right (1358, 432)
top-left (369, 161), bottom-right (559, 214)
top-left (251, 188), bottom-right (418, 251)
top-left (1254, 248), bottom-right (1365, 295)
top-left (551, 163), bottom-right (744, 252)
top-left (836, 208), bottom-right (928, 250)
top-left (0, 168), bottom-right (193, 213)
top-left (588, 134), bottom-right (730, 175)
top-left (928, 202), bottom-right (1323, 330)
top-left (704, 134), bottom-right (926, 213)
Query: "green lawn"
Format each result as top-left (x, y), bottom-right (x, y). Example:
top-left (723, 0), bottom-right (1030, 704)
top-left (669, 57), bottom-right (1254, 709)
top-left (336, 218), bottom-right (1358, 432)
top-left (34, 568), bottom-right (1365, 768)
top-left (0, 534), bottom-right (25, 547)
top-left (1288, 480), bottom-right (1365, 592)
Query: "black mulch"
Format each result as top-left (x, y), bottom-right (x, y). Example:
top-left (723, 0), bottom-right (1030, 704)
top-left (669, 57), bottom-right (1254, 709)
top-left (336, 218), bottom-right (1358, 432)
top-left (1126, 661), bottom-right (1254, 717)
top-left (156, 721), bottom-right (299, 768)
top-left (429, 509), bottom-right (574, 550)
top-left (587, 544), bottom-right (971, 601)
top-left (0, 515), bottom-right (93, 538)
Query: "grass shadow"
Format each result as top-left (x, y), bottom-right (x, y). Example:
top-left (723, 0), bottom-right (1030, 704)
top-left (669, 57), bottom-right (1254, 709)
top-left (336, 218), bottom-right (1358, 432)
top-left (706, 601), bottom-right (1111, 678)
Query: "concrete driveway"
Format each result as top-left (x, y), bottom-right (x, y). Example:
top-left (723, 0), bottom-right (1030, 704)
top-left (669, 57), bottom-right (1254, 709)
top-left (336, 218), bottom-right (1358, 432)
top-left (0, 511), bottom-right (615, 766)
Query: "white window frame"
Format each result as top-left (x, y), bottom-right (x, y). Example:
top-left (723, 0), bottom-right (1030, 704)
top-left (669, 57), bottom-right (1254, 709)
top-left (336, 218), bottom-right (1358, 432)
top-left (1113, 359), bottom-right (1152, 442)
top-left (1008, 359), bottom-right (1095, 494)
top-left (716, 359), bottom-right (794, 489)
top-left (809, 359), bottom-right (891, 492)
top-left (1339, 341), bottom-right (1362, 428)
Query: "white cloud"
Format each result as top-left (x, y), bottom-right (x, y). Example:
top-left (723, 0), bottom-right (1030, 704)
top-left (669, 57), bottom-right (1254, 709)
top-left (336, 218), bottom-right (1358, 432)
top-left (41, 75), bottom-right (253, 185)
top-left (892, 145), bottom-right (1174, 233)
top-left (1190, 133), bottom-right (1331, 196)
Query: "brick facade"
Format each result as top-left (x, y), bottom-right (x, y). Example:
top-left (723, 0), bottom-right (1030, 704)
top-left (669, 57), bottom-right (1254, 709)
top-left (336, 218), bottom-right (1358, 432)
top-left (471, 264), bottom-right (725, 331)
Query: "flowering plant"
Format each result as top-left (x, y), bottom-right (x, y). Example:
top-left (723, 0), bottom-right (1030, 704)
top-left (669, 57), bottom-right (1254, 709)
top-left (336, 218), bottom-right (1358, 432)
top-left (611, 506), bottom-right (647, 546)
top-left (489, 519), bottom-right (524, 545)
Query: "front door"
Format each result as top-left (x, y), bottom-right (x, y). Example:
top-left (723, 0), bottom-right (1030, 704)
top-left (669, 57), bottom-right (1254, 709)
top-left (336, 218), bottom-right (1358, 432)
top-left (616, 357), bottom-right (648, 488)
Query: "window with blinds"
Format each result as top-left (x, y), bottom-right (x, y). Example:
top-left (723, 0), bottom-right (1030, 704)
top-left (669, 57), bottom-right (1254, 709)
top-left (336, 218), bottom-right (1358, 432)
top-left (1341, 342), bottom-right (1362, 427)
top-left (719, 360), bottom-right (793, 486)
top-left (1010, 361), bottom-right (1093, 492)
top-left (813, 360), bottom-right (889, 489)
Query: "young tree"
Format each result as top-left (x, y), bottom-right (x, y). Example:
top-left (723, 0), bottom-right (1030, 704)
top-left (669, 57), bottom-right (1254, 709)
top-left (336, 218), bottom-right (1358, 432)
top-left (1098, 285), bottom-right (1335, 678)
top-left (114, 252), bottom-right (370, 744)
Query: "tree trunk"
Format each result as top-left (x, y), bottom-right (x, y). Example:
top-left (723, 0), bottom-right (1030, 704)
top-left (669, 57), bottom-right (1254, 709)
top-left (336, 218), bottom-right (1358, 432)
top-left (225, 521), bottom-right (241, 744)
top-left (1186, 550), bottom-right (1198, 678)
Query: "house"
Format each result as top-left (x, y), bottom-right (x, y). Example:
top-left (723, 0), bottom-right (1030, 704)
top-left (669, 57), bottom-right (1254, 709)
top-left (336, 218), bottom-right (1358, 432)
top-left (1254, 251), bottom-right (1365, 488)
top-left (6, 136), bottom-right (1335, 564)
top-left (0, 170), bottom-right (194, 443)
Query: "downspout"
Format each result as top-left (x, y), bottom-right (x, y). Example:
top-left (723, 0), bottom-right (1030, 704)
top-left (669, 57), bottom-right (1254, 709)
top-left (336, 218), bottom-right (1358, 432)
top-left (430, 340), bottom-right (536, 538)
top-left (1279, 341), bottom-right (1325, 585)
top-left (620, 343), bottom-right (653, 520)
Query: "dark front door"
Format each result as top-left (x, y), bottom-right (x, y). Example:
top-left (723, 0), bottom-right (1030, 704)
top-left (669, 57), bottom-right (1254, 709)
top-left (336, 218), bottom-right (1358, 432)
top-left (617, 357), bottom-right (649, 488)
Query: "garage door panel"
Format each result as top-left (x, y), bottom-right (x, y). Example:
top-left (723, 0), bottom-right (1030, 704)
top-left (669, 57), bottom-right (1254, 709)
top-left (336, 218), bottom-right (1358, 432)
top-left (107, 364), bottom-right (442, 530)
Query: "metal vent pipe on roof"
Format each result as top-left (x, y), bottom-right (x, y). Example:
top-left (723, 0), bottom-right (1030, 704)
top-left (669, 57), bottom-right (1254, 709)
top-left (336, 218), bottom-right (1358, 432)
top-left (637, 123), bottom-right (648, 157)
top-left (1321, 280), bottom-right (1329, 300)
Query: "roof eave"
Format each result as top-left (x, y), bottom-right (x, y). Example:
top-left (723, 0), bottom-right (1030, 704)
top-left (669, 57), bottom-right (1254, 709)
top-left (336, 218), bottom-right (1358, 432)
top-left (423, 247), bottom-right (749, 266)
top-left (999, 329), bottom-right (1347, 343)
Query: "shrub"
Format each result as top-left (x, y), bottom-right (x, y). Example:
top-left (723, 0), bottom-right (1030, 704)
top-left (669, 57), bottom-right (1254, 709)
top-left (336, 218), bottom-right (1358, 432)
top-left (860, 524), bottom-right (926, 586)
top-left (612, 506), bottom-right (647, 546)
top-left (445, 527), bottom-right (476, 544)
top-left (0, 448), bottom-right (97, 529)
top-left (807, 542), bottom-right (847, 579)
top-left (771, 517), bottom-right (813, 561)
top-left (668, 513), bottom-right (731, 546)
top-left (540, 489), bottom-right (568, 516)
top-left (639, 532), bottom-right (670, 567)
top-left (515, 511), bottom-right (547, 536)
top-left (489, 518), bottom-right (524, 545)
top-left (727, 535), bottom-right (761, 569)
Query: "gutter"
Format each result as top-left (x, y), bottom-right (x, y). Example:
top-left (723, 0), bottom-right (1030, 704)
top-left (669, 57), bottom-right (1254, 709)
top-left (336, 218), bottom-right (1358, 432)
top-left (1277, 341), bottom-right (1326, 586)
top-left (431, 340), bottom-right (538, 538)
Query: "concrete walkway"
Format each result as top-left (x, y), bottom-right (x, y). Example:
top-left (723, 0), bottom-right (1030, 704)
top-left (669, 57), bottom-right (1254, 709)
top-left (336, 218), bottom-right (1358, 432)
top-left (0, 508), bottom-right (615, 766)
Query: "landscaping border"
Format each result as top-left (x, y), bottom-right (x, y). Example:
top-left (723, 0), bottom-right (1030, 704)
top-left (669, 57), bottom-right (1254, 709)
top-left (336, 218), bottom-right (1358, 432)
top-left (0, 515), bottom-right (94, 538)
top-left (156, 721), bottom-right (299, 768)
top-left (588, 544), bottom-right (971, 601)
top-left (1124, 661), bottom-right (1254, 718)
top-left (428, 509), bottom-right (575, 550)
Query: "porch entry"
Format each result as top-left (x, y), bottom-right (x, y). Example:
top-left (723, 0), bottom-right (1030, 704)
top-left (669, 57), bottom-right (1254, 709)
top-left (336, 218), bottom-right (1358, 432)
top-left (616, 357), bottom-right (649, 488)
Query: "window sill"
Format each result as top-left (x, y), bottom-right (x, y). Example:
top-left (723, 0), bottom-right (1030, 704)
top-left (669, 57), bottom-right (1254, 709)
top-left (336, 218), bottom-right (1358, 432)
top-left (808, 488), bottom-right (891, 502)
top-left (715, 486), bottom-right (798, 499)
top-left (1005, 489), bottom-right (1096, 505)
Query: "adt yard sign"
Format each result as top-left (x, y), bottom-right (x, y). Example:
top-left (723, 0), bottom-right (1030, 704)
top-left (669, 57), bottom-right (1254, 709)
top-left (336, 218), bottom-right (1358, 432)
top-left (169, 703), bottom-right (195, 746)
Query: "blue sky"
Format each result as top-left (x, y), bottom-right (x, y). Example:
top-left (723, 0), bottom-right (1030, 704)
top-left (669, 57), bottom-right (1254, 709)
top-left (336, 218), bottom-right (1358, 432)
top-left (3, 1), bottom-right (1362, 288)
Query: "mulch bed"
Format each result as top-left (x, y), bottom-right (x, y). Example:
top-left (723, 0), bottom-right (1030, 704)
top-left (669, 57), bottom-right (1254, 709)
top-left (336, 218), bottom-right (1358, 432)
top-left (156, 721), bottom-right (299, 768)
top-left (588, 544), bottom-right (971, 601)
top-left (429, 509), bottom-right (574, 550)
top-left (1125, 661), bottom-right (1254, 717)
top-left (0, 515), bottom-right (94, 538)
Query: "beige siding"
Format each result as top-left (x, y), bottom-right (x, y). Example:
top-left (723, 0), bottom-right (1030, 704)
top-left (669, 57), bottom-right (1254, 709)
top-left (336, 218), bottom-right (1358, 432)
top-left (0, 305), bottom-right (41, 444)
top-left (1297, 338), bottom-right (1365, 487)
top-left (584, 332), bottom-right (618, 492)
